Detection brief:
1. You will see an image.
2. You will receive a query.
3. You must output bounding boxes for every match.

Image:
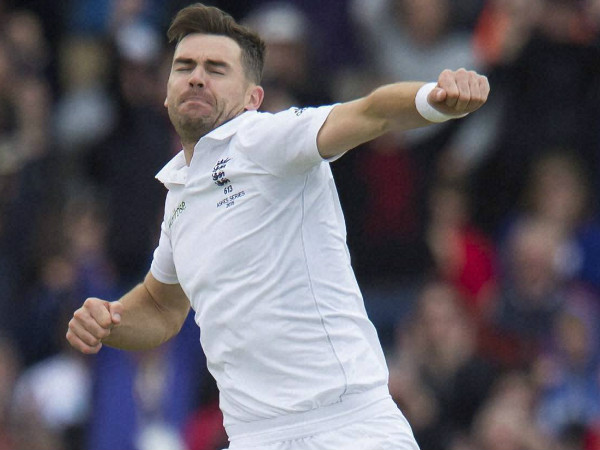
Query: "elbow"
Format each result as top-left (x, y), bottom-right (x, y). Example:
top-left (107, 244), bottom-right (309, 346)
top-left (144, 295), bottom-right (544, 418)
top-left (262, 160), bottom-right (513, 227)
top-left (161, 305), bottom-right (190, 344)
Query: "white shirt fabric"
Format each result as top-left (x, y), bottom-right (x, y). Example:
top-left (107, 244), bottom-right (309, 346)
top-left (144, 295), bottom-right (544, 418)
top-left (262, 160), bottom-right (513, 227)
top-left (150, 106), bottom-right (389, 432)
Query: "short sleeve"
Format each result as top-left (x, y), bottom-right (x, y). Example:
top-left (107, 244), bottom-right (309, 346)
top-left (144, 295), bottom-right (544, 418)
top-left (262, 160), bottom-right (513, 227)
top-left (150, 220), bottom-right (179, 285)
top-left (236, 105), bottom-right (337, 177)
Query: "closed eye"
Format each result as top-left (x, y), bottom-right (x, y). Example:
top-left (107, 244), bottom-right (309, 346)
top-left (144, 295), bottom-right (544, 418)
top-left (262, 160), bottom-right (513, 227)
top-left (173, 57), bottom-right (195, 72)
top-left (206, 59), bottom-right (229, 75)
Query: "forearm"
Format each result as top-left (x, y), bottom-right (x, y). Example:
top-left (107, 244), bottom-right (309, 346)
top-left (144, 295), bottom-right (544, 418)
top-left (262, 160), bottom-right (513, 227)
top-left (103, 279), bottom-right (188, 351)
top-left (318, 82), bottom-right (428, 157)
top-left (363, 81), bottom-right (431, 131)
top-left (318, 69), bottom-right (488, 159)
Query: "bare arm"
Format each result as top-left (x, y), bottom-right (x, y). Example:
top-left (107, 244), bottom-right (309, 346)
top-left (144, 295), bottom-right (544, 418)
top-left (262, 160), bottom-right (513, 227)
top-left (66, 271), bottom-right (190, 353)
top-left (317, 69), bottom-right (490, 159)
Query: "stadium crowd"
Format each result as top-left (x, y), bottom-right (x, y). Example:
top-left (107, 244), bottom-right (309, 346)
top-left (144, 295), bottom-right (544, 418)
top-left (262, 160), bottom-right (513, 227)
top-left (1, 0), bottom-right (600, 449)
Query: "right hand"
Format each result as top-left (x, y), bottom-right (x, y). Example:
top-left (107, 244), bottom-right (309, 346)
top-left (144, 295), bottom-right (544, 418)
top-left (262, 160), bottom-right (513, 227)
top-left (427, 68), bottom-right (490, 117)
top-left (66, 298), bottom-right (123, 354)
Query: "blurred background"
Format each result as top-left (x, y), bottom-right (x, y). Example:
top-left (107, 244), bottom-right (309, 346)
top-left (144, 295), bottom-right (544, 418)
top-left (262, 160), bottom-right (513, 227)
top-left (1, 0), bottom-right (600, 449)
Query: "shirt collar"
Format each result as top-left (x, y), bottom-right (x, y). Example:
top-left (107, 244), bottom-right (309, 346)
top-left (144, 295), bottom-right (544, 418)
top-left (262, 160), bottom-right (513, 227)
top-left (155, 150), bottom-right (187, 186)
top-left (202, 109), bottom-right (257, 141)
top-left (155, 110), bottom-right (257, 187)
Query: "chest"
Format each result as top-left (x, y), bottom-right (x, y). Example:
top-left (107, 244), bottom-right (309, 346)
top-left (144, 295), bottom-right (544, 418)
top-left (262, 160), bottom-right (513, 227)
top-left (164, 148), bottom-right (307, 287)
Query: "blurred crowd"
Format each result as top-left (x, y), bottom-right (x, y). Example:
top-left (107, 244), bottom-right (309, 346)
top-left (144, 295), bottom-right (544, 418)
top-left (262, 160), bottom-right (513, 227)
top-left (1, 0), bottom-right (600, 449)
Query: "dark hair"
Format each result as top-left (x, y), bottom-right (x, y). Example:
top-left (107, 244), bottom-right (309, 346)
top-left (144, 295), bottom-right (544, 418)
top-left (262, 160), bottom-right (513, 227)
top-left (167, 3), bottom-right (266, 84)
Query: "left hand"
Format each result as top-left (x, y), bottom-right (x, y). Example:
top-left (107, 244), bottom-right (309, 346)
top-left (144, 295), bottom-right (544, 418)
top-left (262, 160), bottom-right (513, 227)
top-left (427, 68), bottom-right (490, 116)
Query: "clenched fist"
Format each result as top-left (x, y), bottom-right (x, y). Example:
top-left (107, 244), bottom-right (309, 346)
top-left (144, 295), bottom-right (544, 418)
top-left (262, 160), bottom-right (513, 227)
top-left (427, 68), bottom-right (490, 117)
top-left (66, 298), bottom-right (123, 354)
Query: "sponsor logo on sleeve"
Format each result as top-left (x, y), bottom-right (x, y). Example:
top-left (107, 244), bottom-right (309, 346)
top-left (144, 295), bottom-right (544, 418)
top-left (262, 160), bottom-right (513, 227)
top-left (168, 201), bottom-right (186, 228)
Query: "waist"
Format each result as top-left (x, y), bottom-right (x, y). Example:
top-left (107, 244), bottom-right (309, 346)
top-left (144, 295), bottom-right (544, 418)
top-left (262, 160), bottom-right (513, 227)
top-left (226, 385), bottom-right (391, 446)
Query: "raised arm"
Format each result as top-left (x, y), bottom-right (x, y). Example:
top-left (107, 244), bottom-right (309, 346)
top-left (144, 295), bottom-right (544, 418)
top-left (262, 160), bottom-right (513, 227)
top-left (66, 271), bottom-right (190, 353)
top-left (317, 68), bottom-right (489, 159)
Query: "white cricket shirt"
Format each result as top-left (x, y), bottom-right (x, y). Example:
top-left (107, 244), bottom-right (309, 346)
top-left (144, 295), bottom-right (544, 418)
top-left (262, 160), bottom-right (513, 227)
top-left (151, 106), bottom-right (389, 432)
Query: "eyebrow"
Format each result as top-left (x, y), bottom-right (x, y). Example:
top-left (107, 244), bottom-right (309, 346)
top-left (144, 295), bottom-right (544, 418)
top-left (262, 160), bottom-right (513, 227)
top-left (173, 57), bottom-right (230, 70)
top-left (205, 59), bottom-right (230, 70)
top-left (173, 57), bottom-right (195, 66)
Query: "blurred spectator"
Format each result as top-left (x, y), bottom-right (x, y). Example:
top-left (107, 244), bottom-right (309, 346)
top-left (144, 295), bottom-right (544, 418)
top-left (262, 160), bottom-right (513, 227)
top-left (466, 372), bottom-right (555, 450)
top-left (389, 280), bottom-right (497, 450)
top-left (64, 0), bottom-right (166, 38)
top-left (3, 10), bottom-right (51, 78)
top-left (471, 0), bottom-right (600, 234)
top-left (87, 313), bottom-right (204, 450)
top-left (86, 38), bottom-right (173, 284)
top-left (482, 148), bottom-right (600, 368)
top-left (3, 2), bottom-right (600, 450)
top-left (64, 0), bottom-right (113, 36)
top-left (7, 195), bottom-right (109, 450)
top-left (13, 194), bottom-right (117, 365)
top-left (15, 253), bottom-right (78, 365)
top-left (473, 0), bottom-right (542, 68)
top-left (350, 0), bottom-right (478, 147)
top-left (534, 289), bottom-right (600, 444)
top-left (500, 150), bottom-right (600, 291)
top-left (243, 2), bottom-right (331, 111)
top-left (447, 0), bottom-right (486, 32)
top-left (426, 180), bottom-right (497, 316)
top-left (346, 132), bottom-right (434, 283)
top-left (351, 0), bottom-right (477, 83)
top-left (54, 37), bottom-right (117, 155)
top-left (519, 150), bottom-right (591, 234)
top-left (0, 27), bottom-right (64, 338)
top-left (486, 218), bottom-right (567, 368)
top-left (11, 349), bottom-right (91, 450)
top-left (524, 150), bottom-right (600, 291)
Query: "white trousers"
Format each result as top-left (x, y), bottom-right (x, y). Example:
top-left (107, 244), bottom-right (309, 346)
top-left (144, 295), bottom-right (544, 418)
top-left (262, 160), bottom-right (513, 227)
top-left (226, 397), bottom-right (420, 450)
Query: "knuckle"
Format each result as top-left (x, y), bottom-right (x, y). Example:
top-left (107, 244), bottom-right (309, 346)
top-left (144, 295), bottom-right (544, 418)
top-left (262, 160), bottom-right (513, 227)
top-left (98, 317), bottom-right (112, 329)
top-left (439, 70), bottom-right (452, 82)
top-left (98, 328), bottom-right (111, 339)
top-left (73, 309), bottom-right (86, 321)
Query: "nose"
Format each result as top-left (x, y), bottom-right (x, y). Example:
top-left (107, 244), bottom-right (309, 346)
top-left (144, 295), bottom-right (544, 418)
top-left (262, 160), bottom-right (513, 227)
top-left (188, 67), bottom-right (205, 88)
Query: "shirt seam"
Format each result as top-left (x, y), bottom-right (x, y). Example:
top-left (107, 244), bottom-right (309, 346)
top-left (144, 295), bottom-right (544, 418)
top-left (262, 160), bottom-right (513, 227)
top-left (299, 173), bottom-right (349, 400)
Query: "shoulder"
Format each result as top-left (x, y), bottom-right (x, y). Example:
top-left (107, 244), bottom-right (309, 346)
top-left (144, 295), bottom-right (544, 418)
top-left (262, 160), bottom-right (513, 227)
top-left (238, 106), bottom-right (335, 132)
top-left (231, 106), bottom-right (336, 176)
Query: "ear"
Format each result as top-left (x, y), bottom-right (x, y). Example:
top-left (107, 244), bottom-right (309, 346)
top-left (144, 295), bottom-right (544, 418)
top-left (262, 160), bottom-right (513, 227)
top-left (164, 97), bottom-right (168, 108)
top-left (244, 85), bottom-right (264, 111)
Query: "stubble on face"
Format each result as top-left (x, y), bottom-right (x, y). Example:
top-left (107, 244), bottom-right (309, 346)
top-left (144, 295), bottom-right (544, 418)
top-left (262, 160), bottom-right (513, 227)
top-left (167, 100), bottom-right (226, 146)
top-left (165, 34), bottom-right (250, 149)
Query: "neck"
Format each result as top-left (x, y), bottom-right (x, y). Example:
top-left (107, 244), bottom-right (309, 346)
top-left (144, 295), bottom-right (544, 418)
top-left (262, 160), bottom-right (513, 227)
top-left (181, 109), bottom-right (247, 166)
top-left (182, 141), bottom-right (195, 166)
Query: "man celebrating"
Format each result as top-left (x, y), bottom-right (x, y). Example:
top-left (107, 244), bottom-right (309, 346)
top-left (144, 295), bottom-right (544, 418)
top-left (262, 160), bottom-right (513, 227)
top-left (67, 3), bottom-right (489, 449)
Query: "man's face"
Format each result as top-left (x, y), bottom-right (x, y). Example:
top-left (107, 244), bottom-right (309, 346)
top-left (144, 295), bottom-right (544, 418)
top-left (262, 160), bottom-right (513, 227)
top-left (165, 33), bottom-right (259, 145)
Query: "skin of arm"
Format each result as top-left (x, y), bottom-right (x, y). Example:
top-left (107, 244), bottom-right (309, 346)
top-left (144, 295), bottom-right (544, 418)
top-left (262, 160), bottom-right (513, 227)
top-left (66, 272), bottom-right (190, 353)
top-left (317, 69), bottom-right (490, 159)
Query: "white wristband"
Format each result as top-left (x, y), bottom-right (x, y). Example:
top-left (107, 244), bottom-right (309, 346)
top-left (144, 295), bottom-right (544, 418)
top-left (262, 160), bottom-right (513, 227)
top-left (415, 82), bottom-right (468, 123)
